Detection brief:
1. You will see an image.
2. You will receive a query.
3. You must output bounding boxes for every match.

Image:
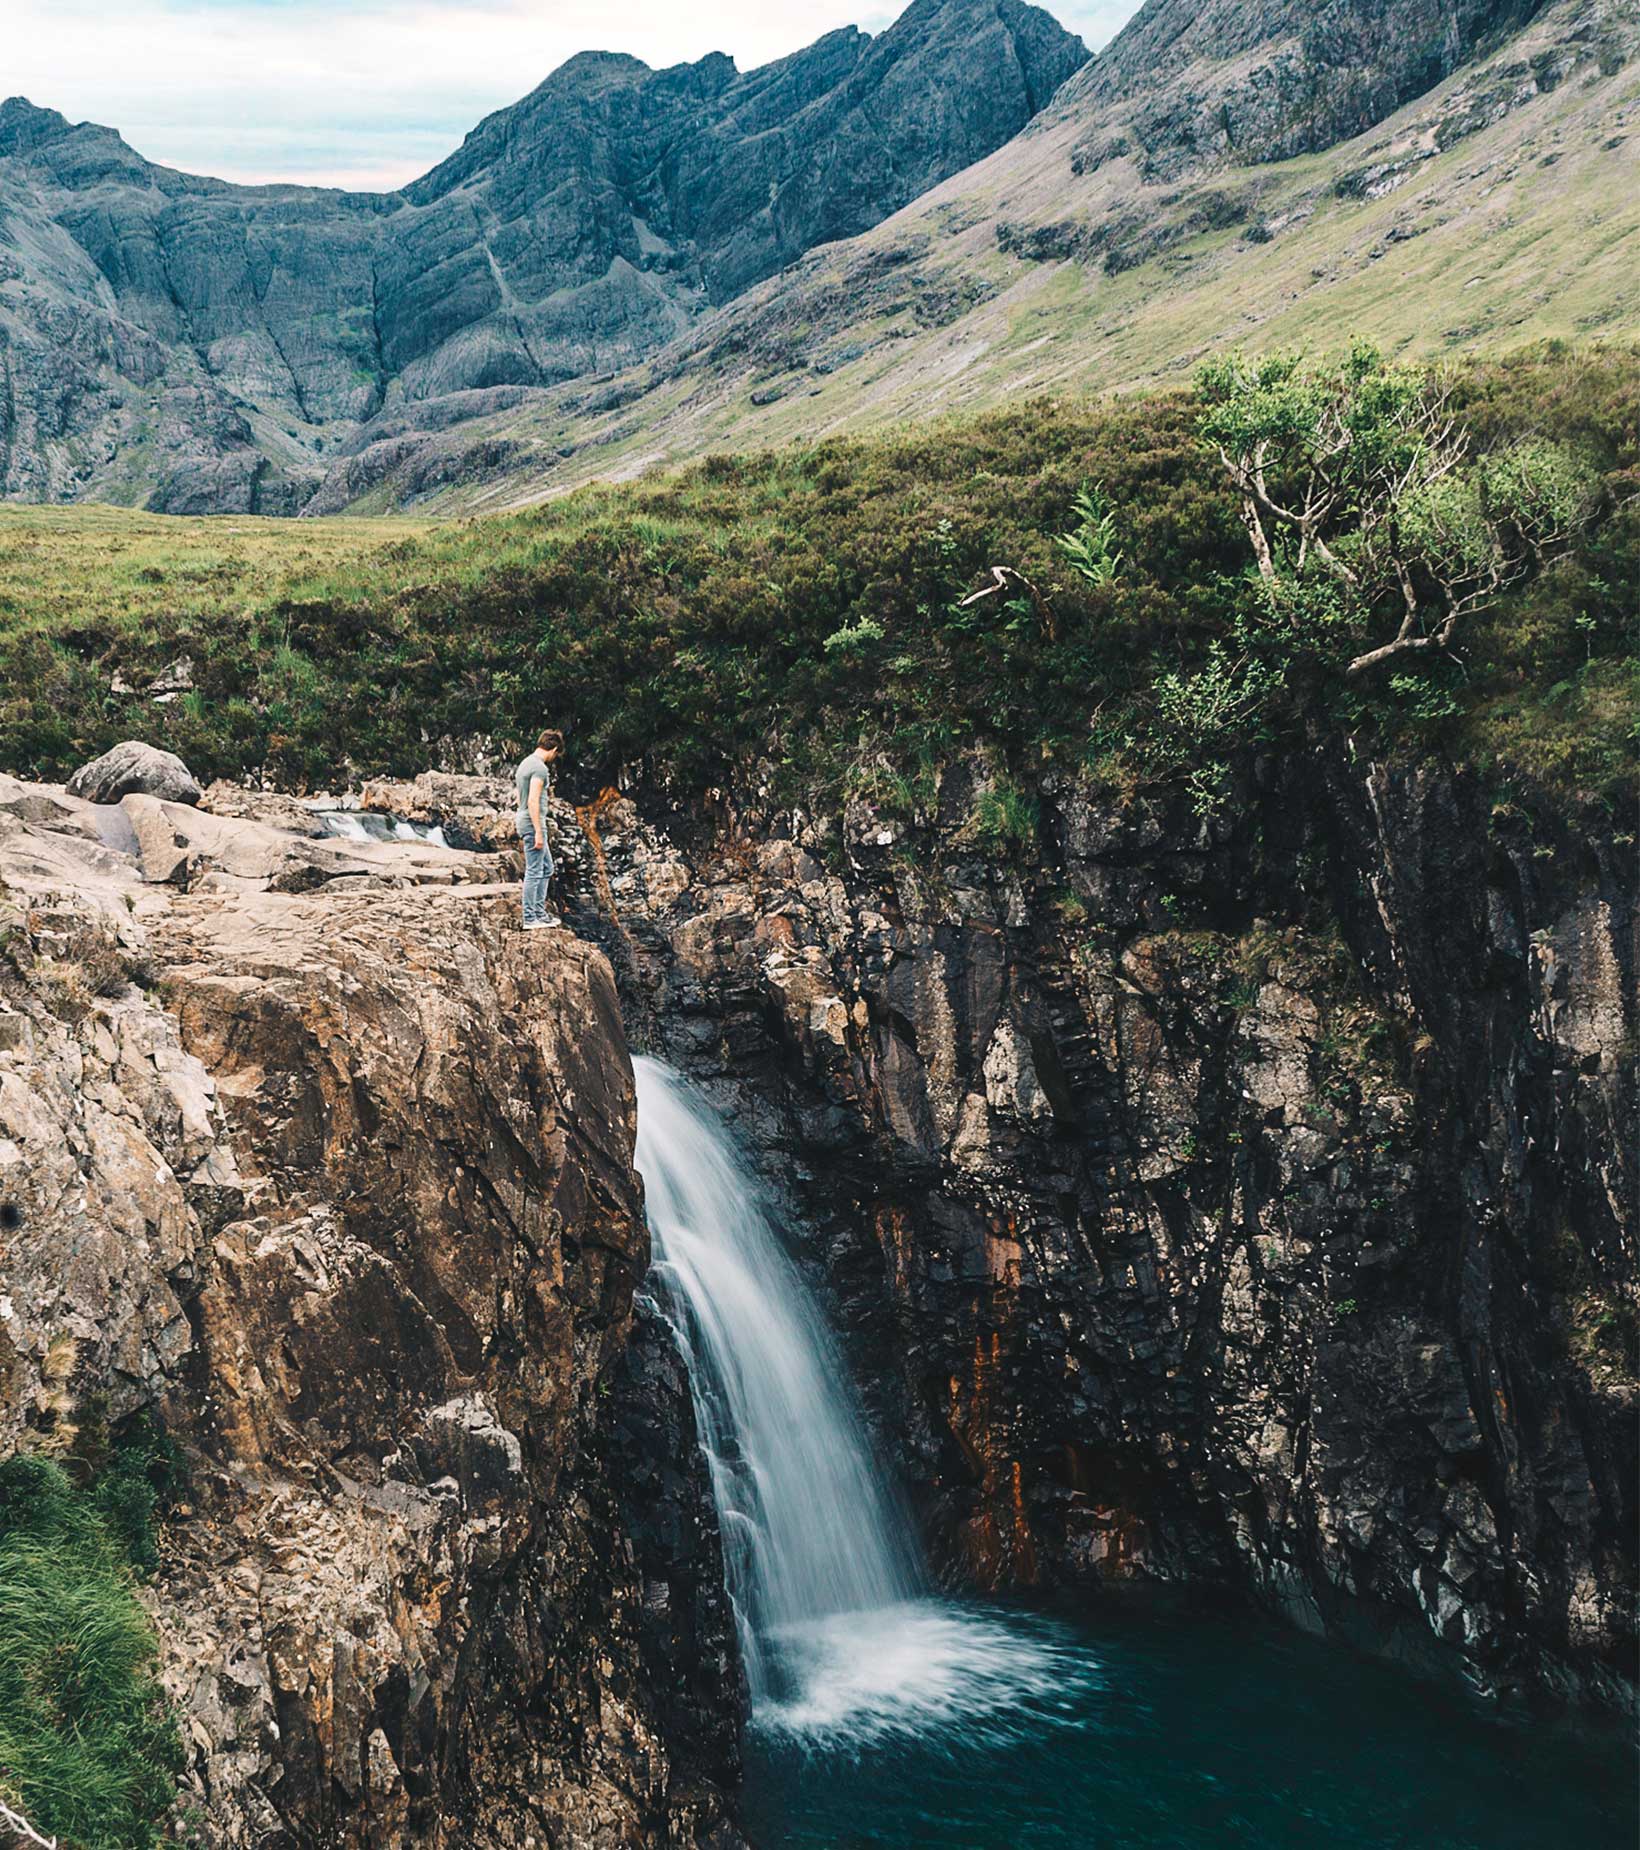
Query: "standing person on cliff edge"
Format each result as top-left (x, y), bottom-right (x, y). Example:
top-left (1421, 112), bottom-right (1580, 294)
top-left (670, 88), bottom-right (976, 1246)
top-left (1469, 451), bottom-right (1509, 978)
top-left (515, 728), bottom-right (563, 930)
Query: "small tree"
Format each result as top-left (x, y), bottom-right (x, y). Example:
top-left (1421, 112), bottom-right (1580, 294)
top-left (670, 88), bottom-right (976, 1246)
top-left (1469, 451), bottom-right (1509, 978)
top-left (1197, 343), bottom-right (1596, 677)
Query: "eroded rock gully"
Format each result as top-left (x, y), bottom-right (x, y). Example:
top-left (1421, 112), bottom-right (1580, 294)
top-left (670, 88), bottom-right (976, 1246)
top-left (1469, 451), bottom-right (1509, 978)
top-left (553, 754), bottom-right (1637, 1713)
top-left (0, 777), bottom-right (741, 1847)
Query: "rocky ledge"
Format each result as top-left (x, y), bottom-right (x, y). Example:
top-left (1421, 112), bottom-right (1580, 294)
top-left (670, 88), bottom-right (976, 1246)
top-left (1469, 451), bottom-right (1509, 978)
top-left (0, 773), bottom-right (741, 1846)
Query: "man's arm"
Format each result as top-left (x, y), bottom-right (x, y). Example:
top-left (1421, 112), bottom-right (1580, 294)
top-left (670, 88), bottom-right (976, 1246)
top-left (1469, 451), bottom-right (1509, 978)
top-left (528, 773), bottom-right (546, 851)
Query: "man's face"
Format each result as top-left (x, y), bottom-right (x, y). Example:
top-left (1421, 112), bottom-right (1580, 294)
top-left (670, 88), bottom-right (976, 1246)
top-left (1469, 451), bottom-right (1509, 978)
top-left (542, 746), bottom-right (561, 764)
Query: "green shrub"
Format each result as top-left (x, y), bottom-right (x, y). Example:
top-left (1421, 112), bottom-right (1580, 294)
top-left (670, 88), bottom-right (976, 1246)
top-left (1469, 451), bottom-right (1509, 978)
top-left (0, 1445), bottom-right (184, 1850)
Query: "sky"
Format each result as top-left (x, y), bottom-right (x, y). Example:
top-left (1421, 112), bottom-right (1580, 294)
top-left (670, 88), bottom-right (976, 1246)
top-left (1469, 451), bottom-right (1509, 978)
top-left (5, 0), bottom-right (1143, 191)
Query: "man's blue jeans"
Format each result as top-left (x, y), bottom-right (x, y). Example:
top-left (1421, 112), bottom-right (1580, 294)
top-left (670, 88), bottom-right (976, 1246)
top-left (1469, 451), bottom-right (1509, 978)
top-left (520, 828), bottom-right (552, 924)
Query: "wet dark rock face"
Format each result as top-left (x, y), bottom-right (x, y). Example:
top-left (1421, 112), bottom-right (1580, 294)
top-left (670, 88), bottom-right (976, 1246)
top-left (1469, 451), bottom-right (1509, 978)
top-left (561, 754), bottom-right (1637, 1712)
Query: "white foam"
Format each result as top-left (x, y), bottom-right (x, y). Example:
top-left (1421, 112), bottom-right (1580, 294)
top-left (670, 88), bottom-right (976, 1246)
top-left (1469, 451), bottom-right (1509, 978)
top-left (317, 810), bottom-right (371, 840)
top-left (756, 1599), bottom-right (1100, 1752)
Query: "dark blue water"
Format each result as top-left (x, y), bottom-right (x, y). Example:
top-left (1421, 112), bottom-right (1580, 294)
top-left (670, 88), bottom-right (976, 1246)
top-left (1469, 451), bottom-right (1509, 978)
top-left (742, 1596), bottom-right (1636, 1850)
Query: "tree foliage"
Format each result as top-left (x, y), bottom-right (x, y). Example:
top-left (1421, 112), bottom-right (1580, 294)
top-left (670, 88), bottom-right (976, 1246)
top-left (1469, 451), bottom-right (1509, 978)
top-left (1197, 343), bottom-right (1598, 678)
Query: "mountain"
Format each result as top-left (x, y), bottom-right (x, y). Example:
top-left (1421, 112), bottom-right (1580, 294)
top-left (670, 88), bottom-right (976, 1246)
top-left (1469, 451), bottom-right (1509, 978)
top-left (0, 0), bottom-right (1087, 511)
top-left (3, 0), bottom-right (1634, 519)
top-left (312, 0), bottom-right (1633, 516)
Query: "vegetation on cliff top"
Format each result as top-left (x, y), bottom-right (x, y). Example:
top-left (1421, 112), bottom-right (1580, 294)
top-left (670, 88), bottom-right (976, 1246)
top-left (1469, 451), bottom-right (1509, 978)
top-left (0, 344), bottom-right (1631, 824)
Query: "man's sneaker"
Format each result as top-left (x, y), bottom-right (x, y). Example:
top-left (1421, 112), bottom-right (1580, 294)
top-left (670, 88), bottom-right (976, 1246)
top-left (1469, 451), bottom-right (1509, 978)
top-left (540, 913), bottom-right (563, 929)
top-left (523, 919), bottom-right (548, 930)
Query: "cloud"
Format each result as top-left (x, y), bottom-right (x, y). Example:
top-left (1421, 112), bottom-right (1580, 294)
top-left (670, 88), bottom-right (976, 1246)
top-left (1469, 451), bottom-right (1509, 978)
top-left (7, 0), bottom-right (1141, 190)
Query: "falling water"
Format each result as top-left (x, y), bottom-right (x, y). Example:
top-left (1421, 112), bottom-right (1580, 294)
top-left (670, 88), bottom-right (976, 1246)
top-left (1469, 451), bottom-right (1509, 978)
top-left (633, 1059), bottom-right (917, 1689)
top-left (633, 1057), bottom-right (1092, 1748)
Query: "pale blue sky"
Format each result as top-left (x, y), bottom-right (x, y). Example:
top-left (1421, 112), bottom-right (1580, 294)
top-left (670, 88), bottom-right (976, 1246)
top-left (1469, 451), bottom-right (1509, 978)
top-left (7, 0), bottom-right (1142, 190)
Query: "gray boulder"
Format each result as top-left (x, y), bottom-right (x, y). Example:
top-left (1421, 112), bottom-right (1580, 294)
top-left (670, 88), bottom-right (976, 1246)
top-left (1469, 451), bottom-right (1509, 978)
top-left (66, 741), bottom-right (203, 806)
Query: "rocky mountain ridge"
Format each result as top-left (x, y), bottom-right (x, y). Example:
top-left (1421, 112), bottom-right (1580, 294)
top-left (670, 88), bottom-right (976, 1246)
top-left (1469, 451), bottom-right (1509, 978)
top-left (0, 0), bottom-right (1085, 511)
top-left (343, 0), bottom-right (1636, 516)
top-left (5, 0), bottom-right (1629, 516)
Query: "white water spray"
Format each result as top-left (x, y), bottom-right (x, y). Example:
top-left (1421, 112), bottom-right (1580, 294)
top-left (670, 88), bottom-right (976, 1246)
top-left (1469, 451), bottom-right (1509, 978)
top-left (633, 1057), bottom-right (1095, 1747)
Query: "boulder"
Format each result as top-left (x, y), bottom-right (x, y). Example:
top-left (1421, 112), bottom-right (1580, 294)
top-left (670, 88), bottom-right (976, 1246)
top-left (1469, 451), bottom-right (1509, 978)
top-left (66, 740), bottom-right (202, 806)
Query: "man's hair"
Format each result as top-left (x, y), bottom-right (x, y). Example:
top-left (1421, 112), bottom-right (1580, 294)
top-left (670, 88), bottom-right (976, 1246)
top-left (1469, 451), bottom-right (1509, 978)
top-left (537, 728), bottom-right (564, 755)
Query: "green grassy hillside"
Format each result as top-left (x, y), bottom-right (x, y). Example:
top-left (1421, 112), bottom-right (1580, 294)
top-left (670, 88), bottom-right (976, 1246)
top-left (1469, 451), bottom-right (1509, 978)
top-left (0, 346), bottom-right (1632, 828)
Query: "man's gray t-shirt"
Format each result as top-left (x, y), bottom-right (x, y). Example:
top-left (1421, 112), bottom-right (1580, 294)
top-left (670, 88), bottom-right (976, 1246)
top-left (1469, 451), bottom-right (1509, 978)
top-left (514, 751), bottom-right (550, 835)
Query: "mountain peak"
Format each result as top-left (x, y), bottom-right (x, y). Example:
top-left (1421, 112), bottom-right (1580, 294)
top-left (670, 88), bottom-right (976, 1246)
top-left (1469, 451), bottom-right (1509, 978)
top-left (0, 97), bottom-right (72, 157)
top-left (540, 49), bottom-right (658, 90)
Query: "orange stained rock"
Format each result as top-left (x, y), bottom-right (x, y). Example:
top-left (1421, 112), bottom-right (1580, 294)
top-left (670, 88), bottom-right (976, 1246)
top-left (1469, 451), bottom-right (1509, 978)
top-left (1010, 1459), bottom-right (1039, 1584)
top-left (984, 1215), bottom-right (1024, 1289)
top-left (875, 1204), bottom-right (913, 1299)
top-left (944, 1322), bottom-right (1038, 1589)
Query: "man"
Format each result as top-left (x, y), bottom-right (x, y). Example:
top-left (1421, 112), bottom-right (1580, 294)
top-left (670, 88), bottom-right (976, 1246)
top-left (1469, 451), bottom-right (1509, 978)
top-left (514, 728), bottom-right (563, 929)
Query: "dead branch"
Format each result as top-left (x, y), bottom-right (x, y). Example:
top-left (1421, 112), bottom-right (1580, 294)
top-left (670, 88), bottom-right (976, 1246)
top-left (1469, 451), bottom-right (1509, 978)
top-left (958, 565), bottom-right (1058, 640)
top-left (0, 1799), bottom-right (58, 1850)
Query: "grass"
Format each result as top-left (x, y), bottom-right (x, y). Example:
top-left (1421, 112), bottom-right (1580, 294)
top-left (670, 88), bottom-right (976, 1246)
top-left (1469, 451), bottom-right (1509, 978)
top-left (0, 503), bottom-right (434, 644)
top-left (0, 1433), bottom-right (184, 1850)
top-left (0, 346), bottom-right (1631, 825)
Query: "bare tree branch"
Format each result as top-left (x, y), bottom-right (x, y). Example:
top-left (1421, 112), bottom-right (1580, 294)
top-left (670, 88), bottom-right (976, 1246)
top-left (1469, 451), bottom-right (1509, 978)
top-left (0, 1799), bottom-right (59, 1850)
top-left (958, 565), bottom-right (1058, 639)
top-left (1345, 630), bottom-right (1450, 677)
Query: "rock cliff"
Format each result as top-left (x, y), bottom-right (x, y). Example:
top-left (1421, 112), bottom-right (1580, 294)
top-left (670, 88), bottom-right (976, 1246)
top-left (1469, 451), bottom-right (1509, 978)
top-left (550, 750), bottom-right (1637, 1713)
top-left (0, 777), bottom-right (741, 1844)
top-left (1054, 0), bottom-right (1550, 176)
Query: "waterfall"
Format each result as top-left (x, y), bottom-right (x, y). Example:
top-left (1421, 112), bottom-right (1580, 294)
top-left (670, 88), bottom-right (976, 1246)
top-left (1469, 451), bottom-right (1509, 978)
top-left (633, 1057), bottom-right (919, 1701)
top-left (633, 1057), bottom-right (1094, 1748)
